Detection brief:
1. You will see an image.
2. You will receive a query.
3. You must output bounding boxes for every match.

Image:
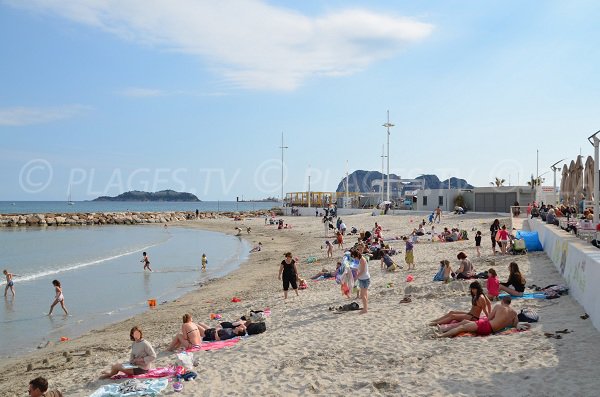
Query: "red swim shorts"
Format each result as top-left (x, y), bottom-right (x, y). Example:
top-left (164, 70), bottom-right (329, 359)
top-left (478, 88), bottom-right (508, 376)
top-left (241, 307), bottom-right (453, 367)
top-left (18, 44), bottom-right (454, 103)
top-left (476, 318), bottom-right (493, 336)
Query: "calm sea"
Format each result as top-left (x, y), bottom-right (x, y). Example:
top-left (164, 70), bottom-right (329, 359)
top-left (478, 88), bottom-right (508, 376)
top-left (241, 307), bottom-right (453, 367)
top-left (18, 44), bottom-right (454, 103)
top-left (0, 201), bottom-right (278, 215)
top-left (0, 225), bottom-right (251, 358)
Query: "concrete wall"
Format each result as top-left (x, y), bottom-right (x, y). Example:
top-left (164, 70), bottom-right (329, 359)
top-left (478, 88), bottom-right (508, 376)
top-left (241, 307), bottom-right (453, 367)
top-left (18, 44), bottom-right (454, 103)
top-left (416, 189), bottom-right (469, 212)
top-left (472, 186), bottom-right (534, 212)
top-left (529, 219), bottom-right (600, 331)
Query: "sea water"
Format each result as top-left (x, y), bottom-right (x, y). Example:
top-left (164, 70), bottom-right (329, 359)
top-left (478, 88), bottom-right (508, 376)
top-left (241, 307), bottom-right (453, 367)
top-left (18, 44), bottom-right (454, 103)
top-left (0, 201), bottom-right (277, 215)
top-left (0, 225), bottom-right (250, 357)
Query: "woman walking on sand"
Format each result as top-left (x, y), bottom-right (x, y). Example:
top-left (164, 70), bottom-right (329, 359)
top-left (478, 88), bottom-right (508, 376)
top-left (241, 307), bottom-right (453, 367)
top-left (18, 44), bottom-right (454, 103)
top-left (278, 252), bottom-right (299, 300)
top-left (353, 250), bottom-right (370, 314)
top-left (48, 279), bottom-right (68, 315)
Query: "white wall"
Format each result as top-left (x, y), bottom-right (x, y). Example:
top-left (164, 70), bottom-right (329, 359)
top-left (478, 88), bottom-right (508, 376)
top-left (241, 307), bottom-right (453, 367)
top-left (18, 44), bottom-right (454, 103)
top-left (529, 219), bottom-right (600, 331)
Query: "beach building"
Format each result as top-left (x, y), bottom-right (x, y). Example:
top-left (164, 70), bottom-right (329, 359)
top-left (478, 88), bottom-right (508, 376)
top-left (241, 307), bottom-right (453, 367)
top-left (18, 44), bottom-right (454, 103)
top-left (416, 186), bottom-right (537, 213)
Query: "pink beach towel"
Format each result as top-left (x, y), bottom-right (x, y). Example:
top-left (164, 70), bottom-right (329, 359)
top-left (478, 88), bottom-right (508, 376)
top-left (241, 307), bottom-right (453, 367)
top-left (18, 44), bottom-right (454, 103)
top-left (187, 337), bottom-right (241, 351)
top-left (112, 365), bottom-right (182, 379)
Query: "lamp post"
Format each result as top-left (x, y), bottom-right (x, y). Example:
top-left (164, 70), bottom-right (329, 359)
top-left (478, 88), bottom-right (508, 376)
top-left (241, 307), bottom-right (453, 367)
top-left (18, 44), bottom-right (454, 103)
top-left (279, 132), bottom-right (288, 208)
top-left (587, 131), bottom-right (600, 224)
top-left (380, 144), bottom-right (386, 204)
top-left (307, 164), bottom-right (311, 209)
top-left (550, 159), bottom-right (566, 206)
top-left (382, 110), bottom-right (394, 202)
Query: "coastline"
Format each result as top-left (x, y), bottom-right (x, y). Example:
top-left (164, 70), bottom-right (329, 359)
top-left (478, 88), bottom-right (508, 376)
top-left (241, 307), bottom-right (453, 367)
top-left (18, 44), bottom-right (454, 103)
top-left (2, 213), bottom-right (600, 396)
top-left (0, 223), bottom-right (252, 359)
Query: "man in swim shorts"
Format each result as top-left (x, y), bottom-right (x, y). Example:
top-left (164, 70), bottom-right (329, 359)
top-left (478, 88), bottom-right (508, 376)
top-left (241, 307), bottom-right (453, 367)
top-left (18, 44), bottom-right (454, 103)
top-left (436, 296), bottom-right (518, 338)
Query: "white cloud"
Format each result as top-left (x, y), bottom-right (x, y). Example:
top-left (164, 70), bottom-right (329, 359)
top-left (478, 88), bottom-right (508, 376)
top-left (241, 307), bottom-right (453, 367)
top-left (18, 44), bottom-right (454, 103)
top-left (5, 0), bottom-right (434, 90)
top-left (0, 105), bottom-right (90, 126)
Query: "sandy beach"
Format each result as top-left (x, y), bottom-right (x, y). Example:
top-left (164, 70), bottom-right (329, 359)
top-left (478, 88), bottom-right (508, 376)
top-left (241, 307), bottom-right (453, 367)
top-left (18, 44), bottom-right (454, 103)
top-left (3, 212), bottom-right (600, 397)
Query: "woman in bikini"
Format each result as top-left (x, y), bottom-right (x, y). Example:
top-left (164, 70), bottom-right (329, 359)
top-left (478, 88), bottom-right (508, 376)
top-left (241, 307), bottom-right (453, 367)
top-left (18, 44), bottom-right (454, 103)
top-left (168, 313), bottom-right (203, 351)
top-left (48, 280), bottom-right (68, 315)
top-left (429, 281), bottom-right (491, 326)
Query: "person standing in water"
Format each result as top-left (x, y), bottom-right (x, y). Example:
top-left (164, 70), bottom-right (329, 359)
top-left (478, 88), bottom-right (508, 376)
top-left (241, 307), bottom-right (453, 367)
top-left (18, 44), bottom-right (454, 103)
top-left (201, 254), bottom-right (208, 270)
top-left (3, 269), bottom-right (18, 297)
top-left (141, 252), bottom-right (152, 271)
top-left (48, 279), bottom-right (69, 315)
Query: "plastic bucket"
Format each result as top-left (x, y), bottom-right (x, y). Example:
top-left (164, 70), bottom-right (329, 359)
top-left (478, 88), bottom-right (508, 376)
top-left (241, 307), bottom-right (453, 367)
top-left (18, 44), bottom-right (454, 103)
top-left (148, 299), bottom-right (156, 307)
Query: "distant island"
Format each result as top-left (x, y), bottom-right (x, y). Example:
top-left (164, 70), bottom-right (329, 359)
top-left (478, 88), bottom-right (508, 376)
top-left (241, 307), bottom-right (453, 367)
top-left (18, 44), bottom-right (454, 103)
top-left (92, 190), bottom-right (201, 202)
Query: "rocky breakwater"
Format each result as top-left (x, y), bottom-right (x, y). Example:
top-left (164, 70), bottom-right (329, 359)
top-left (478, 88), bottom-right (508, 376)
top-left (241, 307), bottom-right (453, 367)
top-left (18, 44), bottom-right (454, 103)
top-left (0, 210), bottom-right (272, 227)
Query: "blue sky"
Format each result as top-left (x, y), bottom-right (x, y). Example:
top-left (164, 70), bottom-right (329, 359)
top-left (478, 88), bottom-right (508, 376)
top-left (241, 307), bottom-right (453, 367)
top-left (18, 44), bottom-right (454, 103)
top-left (1, 0), bottom-right (599, 200)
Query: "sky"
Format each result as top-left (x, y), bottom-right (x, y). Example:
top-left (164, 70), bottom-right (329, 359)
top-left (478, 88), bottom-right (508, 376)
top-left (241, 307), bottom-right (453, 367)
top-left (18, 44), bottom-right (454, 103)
top-left (1, 0), bottom-right (599, 201)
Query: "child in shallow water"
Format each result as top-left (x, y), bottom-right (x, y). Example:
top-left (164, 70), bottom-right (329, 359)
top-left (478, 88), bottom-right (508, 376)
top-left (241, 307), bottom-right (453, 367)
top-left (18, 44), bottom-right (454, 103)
top-left (3, 269), bottom-right (17, 297)
top-left (48, 279), bottom-right (68, 315)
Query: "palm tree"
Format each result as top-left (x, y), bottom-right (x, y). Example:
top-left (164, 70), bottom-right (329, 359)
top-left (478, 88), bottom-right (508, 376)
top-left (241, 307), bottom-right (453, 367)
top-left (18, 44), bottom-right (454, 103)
top-left (490, 177), bottom-right (506, 187)
top-left (527, 175), bottom-right (544, 188)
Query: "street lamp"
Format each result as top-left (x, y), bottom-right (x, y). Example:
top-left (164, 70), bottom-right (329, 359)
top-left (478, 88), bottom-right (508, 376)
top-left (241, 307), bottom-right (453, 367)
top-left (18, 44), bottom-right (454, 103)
top-left (550, 159), bottom-right (565, 205)
top-left (279, 132), bottom-right (288, 208)
top-left (382, 110), bottom-right (394, 202)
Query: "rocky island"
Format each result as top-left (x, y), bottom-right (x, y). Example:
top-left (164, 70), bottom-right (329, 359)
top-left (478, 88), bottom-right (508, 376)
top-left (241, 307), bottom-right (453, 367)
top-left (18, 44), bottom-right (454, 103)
top-left (92, 189), bottom-right (201, 202)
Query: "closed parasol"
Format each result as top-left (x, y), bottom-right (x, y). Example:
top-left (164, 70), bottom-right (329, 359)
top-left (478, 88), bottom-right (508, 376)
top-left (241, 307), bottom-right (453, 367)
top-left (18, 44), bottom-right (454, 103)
top-left (567, 160), bottom-right (576, 205)
top-left (560, 164), bottom-right (569, 204)
top-left (584, 156), bottom-right (595, 201)
top-left (573, 155), bottom-right (585, 208)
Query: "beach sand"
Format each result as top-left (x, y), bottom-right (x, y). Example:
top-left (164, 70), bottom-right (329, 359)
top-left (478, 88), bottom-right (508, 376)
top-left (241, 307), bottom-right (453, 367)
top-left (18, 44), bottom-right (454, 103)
top-left (2, 212), bottom-right (600, 396)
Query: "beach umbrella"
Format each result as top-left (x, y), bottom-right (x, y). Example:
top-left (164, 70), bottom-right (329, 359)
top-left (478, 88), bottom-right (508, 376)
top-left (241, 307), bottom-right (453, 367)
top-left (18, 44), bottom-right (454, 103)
top-left (560, 164), bottom-right (569, 204)
top-left (573, 155), bottom-right (585, 206)
top-left (584, 156), bottom-right (595, 201)
top-left (567, 160), bottom-right (576, 205)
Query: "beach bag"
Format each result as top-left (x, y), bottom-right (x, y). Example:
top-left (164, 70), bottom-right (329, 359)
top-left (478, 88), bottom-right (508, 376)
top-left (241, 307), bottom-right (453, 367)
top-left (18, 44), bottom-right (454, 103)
top-left (339, 302), bottom-right (360, 311)
top-left (249, 310), bottom-right (266, 323)
top-left (518, 308), bottom-right (539, 323)
top-left (246, 322), bottom-right (267, 335)
top-left (513, 239), bottom-right (526, 251)
top-left (176, 352), bottom-right (195, 371)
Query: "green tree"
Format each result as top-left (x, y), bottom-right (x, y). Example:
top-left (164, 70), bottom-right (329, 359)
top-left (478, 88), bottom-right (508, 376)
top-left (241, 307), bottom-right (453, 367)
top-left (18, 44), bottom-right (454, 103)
top-left (490, 177), bottom-right (506, 187)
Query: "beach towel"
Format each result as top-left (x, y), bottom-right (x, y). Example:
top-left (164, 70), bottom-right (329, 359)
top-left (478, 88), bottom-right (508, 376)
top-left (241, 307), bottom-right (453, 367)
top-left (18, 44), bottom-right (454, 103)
top-left (311, 276), bottom-right (335, 281)
top-left (456, 327), bottom-right (528, 338)
top-left (111, 366), bottom-right (180, 380)
top-left (187, 337), bottom-right (241, 351)
top-left (499, 293), bottom-right (547, 300)
top-left (90, 378), bottom-right (169, 397)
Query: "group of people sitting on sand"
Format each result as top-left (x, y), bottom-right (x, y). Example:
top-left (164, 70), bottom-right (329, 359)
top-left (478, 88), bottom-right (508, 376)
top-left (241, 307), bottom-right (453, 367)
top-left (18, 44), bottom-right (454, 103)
top-left (433, 253), bottom-right (527, 297)
top-left (99, 311), bottom-right (265, 379)
top-left (429, 279), bottom-right (529, 338)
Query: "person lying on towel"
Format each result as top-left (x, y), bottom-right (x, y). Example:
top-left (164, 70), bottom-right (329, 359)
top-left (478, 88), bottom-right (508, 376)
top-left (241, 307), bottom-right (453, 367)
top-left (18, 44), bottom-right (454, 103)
top-left (436, 296), bottom-right (518, 338)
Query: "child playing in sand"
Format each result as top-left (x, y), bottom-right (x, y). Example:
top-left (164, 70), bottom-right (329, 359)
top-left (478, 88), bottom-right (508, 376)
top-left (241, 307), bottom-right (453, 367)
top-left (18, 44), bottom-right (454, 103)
top-left (487, 268), bottom-right (500, 301)
top-left (201, 253), bottom-right (208, 270)
top-left (141, 252), bottom-right (152, 271)
top-left (325, 241), bottom-right (333, 258)
top-left (3, 269), bottom-right (17, 297)
top-left (403, 236), bottom-right (415, 270)
top-left (48, 279), bottom-right (68, 315)
top-left (249, 242), bottom-right (262, 253)
top-left (475, 231), bottom-right (482, 257)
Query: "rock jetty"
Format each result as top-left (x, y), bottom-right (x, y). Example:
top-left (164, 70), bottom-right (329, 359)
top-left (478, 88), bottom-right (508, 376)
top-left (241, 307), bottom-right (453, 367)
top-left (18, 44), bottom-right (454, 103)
top-left (0, 210), bottom-right (274, 227)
